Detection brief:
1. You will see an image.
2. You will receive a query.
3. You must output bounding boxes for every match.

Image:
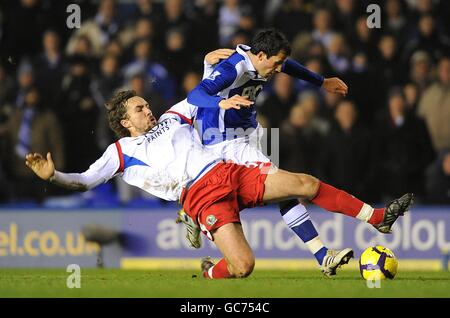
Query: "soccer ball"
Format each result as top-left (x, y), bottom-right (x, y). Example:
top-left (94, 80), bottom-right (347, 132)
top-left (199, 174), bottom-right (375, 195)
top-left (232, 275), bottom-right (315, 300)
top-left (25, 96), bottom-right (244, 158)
top-left (359, 245), bottom-right (398, 280)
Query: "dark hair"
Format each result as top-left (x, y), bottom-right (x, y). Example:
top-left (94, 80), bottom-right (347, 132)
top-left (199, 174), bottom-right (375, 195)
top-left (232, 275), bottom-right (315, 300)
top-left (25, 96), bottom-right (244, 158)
top-left (105, 90), bottom-right (137, 138)
top-left (388, 86), bottom-right (405, 100)
top-left (250, 29), bottom-right (291, 58)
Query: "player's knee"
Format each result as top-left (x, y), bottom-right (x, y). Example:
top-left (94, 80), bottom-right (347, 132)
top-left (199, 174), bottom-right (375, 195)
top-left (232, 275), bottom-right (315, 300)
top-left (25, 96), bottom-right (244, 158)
top-left (297, 174), bottom-right (320, 199)
top-left (231, 258), bottom-right (255, 278)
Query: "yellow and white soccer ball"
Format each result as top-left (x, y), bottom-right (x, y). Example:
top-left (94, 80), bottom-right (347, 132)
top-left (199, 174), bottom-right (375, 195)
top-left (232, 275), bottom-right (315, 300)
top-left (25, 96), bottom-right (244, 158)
top-left (359, 245), bottom-right (398, 280)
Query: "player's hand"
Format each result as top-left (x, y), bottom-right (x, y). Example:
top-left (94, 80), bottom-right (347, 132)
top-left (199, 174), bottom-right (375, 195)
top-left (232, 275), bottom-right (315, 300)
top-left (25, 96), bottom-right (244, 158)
top-left (205, 49), bottom-right (235, 65)
top-left (322, 77), bottom-right (348, 96)
top-left (25, 152), bottom-right (55, 181)
top-left (219, 95), bottom-right (254, 110)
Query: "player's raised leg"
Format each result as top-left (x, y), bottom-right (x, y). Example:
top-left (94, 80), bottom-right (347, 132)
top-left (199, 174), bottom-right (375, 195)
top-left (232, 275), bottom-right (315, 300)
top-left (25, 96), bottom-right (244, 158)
top-left (236, 141), bottom-right (350, 274)
top-left (263, 168), bottom-right (414, 234)
top-left (201, 223), bottom-right (255, 279)
top-left (177, 185), bottom-right (353, 276)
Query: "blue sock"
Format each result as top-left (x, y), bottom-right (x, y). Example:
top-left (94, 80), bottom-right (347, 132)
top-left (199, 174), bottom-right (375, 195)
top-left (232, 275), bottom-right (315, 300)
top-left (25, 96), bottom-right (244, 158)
top-left (314, 246), bottom-right (328, 265)
top-left (280, 200), bottom-right (328, 265)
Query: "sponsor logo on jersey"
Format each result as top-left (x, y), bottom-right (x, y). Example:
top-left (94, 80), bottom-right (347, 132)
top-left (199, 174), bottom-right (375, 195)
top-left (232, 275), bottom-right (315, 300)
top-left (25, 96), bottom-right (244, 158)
top-left (143, 118), bottom-right (172, 143)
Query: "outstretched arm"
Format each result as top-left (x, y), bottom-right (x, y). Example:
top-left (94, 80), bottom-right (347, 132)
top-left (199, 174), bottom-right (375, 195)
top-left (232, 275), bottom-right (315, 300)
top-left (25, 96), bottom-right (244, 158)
top-left (282, 59), bottom-right (348, 96)
top-left (26, 152), bottom-right (100, 191)
top-left (25, 145), bottom-right (120, 191)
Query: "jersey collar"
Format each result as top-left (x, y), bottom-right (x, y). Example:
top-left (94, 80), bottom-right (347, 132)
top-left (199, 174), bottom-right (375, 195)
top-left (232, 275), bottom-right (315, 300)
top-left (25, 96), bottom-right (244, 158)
top-left (236, 44), bottom-right (267, 82)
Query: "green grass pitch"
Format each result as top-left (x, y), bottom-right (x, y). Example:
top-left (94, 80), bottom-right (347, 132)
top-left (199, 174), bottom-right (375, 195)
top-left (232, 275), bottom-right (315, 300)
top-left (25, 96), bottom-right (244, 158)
top-left (1, 269), bottom-right (449, 298)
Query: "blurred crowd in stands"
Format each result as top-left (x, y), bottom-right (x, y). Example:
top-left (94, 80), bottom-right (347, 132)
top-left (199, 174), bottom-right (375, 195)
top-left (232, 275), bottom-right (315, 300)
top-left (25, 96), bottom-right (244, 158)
top-left (0, 0), bottom-right (449, 206)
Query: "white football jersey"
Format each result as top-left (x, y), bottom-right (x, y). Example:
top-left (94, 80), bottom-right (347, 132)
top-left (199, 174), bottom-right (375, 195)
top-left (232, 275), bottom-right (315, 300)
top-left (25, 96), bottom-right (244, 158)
top-left (116, 116), bottom-right (221, 201)
top-left (53, 115), bottom-right (221, 202)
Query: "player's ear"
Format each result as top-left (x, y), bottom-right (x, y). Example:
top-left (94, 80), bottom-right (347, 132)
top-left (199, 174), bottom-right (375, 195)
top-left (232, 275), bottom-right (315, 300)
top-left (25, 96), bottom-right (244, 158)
top-left (120, 118), bottom-right (131, 129)
top-left (256, 51), bottom-right (266, 62)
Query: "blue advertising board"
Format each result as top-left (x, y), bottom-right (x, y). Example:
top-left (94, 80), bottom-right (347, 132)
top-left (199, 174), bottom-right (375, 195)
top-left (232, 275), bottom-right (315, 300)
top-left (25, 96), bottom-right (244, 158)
top-left (123, 207), bottom-right (450, 259)
top-left (0, 207), bottom-right (449, 268)
top-left (0, 211), bottom-right (122, 268)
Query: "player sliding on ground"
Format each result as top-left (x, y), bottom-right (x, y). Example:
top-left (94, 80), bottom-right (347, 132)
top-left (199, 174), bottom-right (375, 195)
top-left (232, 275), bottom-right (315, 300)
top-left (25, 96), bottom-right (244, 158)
top-left (172, 29), bottom-right (351, 275)
top-left (25, 90), bottom-right (414, 279)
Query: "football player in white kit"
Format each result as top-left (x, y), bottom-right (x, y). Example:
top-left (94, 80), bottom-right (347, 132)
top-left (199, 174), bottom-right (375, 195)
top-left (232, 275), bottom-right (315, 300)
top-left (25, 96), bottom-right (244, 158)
top-left (26, 90), bottom-right (413, 279)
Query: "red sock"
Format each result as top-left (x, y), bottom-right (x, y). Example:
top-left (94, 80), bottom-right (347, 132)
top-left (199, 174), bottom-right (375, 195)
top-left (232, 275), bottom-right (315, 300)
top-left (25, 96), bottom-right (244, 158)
top-left (204, 258), bottom-right (232, 279)
top-left (368, 208), bottom-right (385, 225)
top-left (311, 182), bottom-right (363, 217)
top-left (311, 182), bottom-right (385, 224)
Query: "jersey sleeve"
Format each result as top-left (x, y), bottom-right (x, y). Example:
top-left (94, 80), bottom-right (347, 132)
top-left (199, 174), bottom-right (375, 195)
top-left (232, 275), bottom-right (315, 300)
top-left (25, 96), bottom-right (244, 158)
top-left (187, 62), bottom-right (237, 108)
top-left (281, 58), bottom-right (324, 87)
top-left (202, 60), bottom-right (215, 80)
top-left (50, 143), bottom-right (120, 191)
top-left (160, 101), bottom-right (196, 125)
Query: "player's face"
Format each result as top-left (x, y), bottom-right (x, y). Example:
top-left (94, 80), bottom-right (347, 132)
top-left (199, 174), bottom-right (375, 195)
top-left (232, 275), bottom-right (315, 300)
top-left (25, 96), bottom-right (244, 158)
top-left (257, 51), bottom-right (287, 78)
top-left (123, 96), bottom-right (157, 136)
